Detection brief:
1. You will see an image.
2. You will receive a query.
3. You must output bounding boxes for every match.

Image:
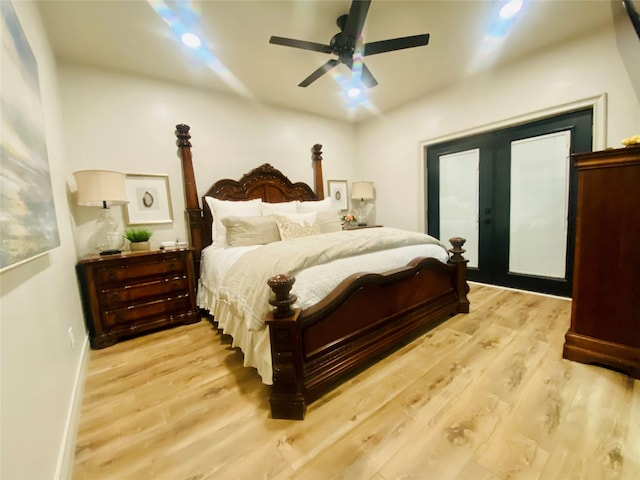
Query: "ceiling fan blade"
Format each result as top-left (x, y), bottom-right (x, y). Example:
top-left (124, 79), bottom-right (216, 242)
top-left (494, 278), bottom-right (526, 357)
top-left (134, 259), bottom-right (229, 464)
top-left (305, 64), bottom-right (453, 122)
top-left (298, 59), bottom-right (340, 87)
top-left (269, 36), bottom-right (332, 54)
top-left (343, 57), bottom-right (378, 89)
top-left (343, 0), bottom-right (371, 41)
top-left (360, 63), bottom-right (378, 88)
top-left (363, 33), bottom-right (430, 56)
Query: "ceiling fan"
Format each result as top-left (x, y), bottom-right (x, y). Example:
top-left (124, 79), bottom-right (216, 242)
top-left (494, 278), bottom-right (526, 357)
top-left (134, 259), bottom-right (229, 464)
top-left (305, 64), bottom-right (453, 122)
top-left (269, 0), bottom-right (430, 88)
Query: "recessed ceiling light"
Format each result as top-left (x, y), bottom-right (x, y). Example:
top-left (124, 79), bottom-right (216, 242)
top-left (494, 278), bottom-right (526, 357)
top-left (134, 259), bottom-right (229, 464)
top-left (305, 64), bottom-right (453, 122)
top-left (181, 32), bottom-right (201, 49)
top-left (499, 0), bottom-right (523, 19)
top-left (347, 87), bottom-right (361, 98)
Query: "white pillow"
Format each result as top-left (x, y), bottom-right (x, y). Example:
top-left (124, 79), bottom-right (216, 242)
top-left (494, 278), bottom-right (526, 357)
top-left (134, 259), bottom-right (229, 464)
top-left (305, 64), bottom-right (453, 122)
top-left (274, 212), bottom-right (320, 240)
top-left (296, 197), bottom-right (332, 213)
top-left (316, 209), bottom-right (342, 233)
top-left (261, 200), bottom-right (298, 216)
top-left (204, 197), bottom-right (262, 247)
top-left (221, 215), bottom-right (280, 247)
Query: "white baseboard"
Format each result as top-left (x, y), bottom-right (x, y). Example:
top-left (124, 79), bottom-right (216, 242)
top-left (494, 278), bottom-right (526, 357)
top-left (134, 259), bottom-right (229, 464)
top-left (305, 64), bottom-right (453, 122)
top-left (55, 334), bottom-right (90, 480)
top-left (468, 281), bottom-right (572, 301)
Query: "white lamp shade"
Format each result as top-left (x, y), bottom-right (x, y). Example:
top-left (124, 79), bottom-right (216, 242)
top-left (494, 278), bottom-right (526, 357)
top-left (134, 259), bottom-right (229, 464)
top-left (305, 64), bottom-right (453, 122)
top-left (74, 170), bottom-right (129, 207)
top-left (351, 181), bottom-right (374, 200)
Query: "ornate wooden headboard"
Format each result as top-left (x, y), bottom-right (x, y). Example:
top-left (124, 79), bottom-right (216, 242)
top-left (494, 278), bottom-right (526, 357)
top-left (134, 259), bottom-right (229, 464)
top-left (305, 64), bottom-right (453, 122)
top-left (174, 124), bottom-right (325, 266)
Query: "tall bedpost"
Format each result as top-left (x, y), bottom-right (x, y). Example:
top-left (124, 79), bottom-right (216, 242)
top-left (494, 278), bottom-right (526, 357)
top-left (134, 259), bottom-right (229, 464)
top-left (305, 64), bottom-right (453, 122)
top-left (312, 144), bottom-right (324, 199)
top-left (175, 124), bottom-right (205, 274)
top-left (266, 274), bottom-right (307, 420)
top-left (448, 237), bottom-right (470, 313)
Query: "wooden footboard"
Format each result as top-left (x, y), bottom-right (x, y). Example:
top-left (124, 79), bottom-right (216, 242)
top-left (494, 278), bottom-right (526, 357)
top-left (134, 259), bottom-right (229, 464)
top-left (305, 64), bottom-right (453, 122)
top-left (266, 238), bottom-right (469, 420)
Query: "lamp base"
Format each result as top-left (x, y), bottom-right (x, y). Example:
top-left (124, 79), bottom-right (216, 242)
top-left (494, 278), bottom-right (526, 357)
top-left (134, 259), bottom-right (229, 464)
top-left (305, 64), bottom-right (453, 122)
top-left (100, 249), bottom-right (122, 256)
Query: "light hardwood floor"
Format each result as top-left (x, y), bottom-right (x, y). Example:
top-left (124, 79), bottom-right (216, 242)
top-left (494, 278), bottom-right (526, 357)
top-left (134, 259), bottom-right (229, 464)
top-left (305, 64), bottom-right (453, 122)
top-left (73, 284), bottom-right (640, 479)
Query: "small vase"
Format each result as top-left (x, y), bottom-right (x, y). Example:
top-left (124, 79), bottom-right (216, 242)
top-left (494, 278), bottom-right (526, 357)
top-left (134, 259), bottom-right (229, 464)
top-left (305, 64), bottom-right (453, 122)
top-left (130, 241), bottom-right (150, 252)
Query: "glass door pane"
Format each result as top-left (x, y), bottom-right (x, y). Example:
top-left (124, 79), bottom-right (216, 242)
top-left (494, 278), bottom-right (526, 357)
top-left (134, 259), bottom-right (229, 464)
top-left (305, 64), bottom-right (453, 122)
top-left (509, 131), bottom-right (570, 278)
top-left (439, 149), bottom-right (479, 268)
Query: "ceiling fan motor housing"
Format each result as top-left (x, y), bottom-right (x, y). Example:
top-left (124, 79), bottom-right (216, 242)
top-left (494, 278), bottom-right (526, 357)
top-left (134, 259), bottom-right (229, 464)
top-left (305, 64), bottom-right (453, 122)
top-left (268, 0), bottom-right (430, 88)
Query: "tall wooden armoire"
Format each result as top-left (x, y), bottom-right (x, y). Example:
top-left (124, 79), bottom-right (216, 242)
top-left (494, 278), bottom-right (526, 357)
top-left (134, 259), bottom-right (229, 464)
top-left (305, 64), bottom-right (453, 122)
top-left (563, 144), bottom-right (640, 378)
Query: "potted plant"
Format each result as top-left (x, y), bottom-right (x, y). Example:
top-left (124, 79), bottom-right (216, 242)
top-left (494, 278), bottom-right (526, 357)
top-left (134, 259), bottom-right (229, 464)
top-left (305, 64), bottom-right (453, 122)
top-left (124, 227), bottom-right (153, 251)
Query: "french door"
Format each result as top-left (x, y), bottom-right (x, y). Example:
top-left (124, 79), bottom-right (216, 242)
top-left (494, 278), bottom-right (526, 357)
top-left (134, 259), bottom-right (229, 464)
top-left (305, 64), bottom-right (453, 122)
top-left (426, 108), bottom-right (593, 297)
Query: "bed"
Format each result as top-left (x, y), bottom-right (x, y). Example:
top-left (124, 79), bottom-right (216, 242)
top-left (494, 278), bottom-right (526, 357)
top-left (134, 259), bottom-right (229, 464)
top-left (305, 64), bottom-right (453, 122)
top-left (175, 124), bottom-right (470, 419)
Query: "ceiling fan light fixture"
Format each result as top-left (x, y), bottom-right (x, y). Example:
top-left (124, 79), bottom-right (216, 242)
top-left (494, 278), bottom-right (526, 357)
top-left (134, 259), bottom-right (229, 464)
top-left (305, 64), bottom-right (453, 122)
top-left (499, 0), bottom-right (523, 20)
top-left (181, 32), bottom-right (201, 49)
top-left (347, 87), bottom-right (361, 98)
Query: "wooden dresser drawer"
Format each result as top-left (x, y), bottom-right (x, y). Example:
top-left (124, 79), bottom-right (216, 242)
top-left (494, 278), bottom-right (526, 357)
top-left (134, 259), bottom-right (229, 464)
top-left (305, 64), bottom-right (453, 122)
top-left (93, 254), bottom-right (187, 286)
top-left (99, 275), bottom-right (190, 309)
top-left (76, 248), bottom-right (200, 349)
top-left (103, 293), bottom-right (194, 328)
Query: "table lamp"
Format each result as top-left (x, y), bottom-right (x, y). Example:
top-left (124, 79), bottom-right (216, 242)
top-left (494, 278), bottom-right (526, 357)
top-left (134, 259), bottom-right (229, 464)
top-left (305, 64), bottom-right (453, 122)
top-left (351, 181), bottom-right (374, 226)
top-left (74, 170), bottom-right (129, 255)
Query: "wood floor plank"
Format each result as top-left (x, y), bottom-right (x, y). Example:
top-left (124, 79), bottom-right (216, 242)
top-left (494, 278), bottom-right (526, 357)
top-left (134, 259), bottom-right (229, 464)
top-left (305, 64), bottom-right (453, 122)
top-left (537, 369), bottom-right (637, 480)
top-left (378, 388), bottom-right (509, 480)
top-left (621, 378), bottom-right (640, 480)
top-left (72, 286), bottom-right (640, 480)
top-left (455, 460), bottom-right (501, 480)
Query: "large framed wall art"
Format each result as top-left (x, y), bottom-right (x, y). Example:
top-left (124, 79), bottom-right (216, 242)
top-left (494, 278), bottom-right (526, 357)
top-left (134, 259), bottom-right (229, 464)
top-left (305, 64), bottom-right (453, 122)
top-left (1, 2), bottom-right (60, 272)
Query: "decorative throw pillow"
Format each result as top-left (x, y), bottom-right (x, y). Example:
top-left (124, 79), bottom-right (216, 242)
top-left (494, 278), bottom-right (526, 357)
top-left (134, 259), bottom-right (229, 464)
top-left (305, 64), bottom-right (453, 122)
top-left (261, 200), bottom-right (298, 216)
top-left (316, 209), bottom-right (342, 233)
top-left (296, 197), bottom-right (333, 213)
top-left (221, 216), bottom-right (281, 247)
top-left (204, 197), bottom-right (262, 247)
top-left (274, 212), bottom-right (320, 240)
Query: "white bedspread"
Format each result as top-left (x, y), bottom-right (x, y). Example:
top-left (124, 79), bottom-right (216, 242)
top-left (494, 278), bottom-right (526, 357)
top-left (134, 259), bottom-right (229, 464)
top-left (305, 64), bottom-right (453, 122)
top-left (197, 227), bottom-right (449, 384)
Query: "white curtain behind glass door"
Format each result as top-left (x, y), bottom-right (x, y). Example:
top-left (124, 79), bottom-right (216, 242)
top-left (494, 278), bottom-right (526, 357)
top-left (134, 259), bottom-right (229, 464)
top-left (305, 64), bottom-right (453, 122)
top-left (509, 131), bottom-right (570, 278)
top-left (439, 149), bottom-right (479, 268)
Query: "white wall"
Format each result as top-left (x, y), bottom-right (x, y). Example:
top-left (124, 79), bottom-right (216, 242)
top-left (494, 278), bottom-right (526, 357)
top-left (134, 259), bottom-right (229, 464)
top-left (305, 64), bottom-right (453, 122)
top-left (356, 23), bottom-right (640, 233)
top-left (59, 66), bottom-right (357, 256)
top-left (0, 2), bottom-right (88, 479)
top-left (612, 0), bottom-right (640, 103)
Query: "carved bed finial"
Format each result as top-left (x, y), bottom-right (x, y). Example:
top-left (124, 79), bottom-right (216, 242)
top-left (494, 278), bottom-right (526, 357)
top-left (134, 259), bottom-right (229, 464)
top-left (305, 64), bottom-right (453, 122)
top-left (448, 237), bottom-right (467, 263)
top-left (268, 274), bottom-right (297, 318)
top-left (312, 144), bottom-right (322, 162)
top-left (175, 124), bottom-right (192, 148)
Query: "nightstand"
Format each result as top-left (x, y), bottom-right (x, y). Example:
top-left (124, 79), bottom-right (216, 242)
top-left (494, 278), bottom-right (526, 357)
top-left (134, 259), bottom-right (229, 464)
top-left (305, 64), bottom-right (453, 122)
top-left (344, 224), bottom-right (383, 230)
top-left (76, 248), bottom-right (200, 349)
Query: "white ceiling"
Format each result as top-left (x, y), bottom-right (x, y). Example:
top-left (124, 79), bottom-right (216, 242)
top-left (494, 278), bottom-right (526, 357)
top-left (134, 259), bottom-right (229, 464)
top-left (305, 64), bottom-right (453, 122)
top-left (37, 0), bottom-right (618, 122)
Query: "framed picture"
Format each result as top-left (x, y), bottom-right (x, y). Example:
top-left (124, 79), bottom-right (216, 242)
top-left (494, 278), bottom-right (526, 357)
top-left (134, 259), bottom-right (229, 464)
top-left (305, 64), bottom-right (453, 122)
top-left (124, 173), bottom-right (174, 225)
top-left (1, 2), bottom-right (61, 272)
top-left (327, 179), bottom-right (348, 211)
